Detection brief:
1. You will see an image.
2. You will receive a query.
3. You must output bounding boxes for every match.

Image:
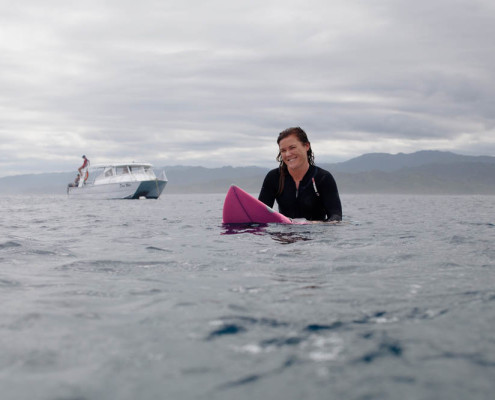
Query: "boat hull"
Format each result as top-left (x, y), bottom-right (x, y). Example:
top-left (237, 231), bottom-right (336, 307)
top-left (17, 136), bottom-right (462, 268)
top-left (67, 180), bottom-right (167, 199)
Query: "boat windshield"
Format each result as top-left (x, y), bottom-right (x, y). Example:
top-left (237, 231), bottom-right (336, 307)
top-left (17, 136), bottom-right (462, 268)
top-left (116, 166), bottom-right (129, 175)
top-left (85, 170), bottom-right (98, 185)
top-left (143, 166), bottom-right (156, 178)
top-left (92, 164), bottom-right (157, 181)
top-left (128, 165), bottom-right (156, 178)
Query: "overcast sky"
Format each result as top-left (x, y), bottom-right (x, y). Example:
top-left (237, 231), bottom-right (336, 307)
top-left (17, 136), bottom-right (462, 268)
top-left (1, 0), bottom-right (494, 177)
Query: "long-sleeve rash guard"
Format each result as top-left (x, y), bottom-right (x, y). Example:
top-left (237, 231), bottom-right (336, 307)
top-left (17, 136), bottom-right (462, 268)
top-left (258, 165), bottom-right (342, 221)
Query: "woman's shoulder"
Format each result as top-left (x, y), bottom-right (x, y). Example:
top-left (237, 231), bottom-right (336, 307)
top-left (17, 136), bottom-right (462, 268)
top-left (265, 167), bottom-right (280, 177)
top-left (261, 167), bottom-right (280, 186)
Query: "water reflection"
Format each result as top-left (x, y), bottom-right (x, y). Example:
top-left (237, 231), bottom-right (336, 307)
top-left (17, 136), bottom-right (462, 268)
top-left (221, 223), bottom-right (268, 236)
top-left (269, 231), bottom-right (313, 244)
top-left (221, 223), bottom-right (313, 244)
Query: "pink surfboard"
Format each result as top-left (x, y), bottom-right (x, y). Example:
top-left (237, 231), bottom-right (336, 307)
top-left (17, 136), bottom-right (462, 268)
top-left (222, 185), bottom-right (293, 224)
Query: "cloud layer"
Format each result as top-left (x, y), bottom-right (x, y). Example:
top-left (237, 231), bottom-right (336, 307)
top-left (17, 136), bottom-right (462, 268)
top-left (1, 0), bottom-right (494, 176)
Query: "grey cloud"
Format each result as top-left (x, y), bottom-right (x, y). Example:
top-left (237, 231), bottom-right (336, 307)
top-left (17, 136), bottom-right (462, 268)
top-left (1, 0), bottom-right (495, 176)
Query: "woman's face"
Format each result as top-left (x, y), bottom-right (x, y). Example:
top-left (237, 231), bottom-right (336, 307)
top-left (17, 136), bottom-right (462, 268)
top-left (278, 134), bottom-right (310, 171)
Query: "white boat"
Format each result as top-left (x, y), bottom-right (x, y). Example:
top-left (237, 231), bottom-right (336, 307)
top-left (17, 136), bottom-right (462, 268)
top-left (67, 162), bottom-right (167, 199)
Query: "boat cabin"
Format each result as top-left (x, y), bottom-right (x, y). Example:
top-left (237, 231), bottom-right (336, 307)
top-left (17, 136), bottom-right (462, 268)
top-left (88, 163), bottom-right (158, 185)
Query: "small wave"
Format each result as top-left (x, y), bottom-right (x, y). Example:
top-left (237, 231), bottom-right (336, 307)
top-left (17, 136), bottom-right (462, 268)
top-left (208, 315), bottom-right (346, 367)
top-left (353, 311), bottom-right (388, 324)
top-left (399, 235), bottom-right (417, 239)
top-left (406, 307), bottom-right (448, 320)
top-left (457, 290), bottom-right (495, 304)
top-left (218, 356), bottom-right (298, 390)
top-left (0, 278), bottom-right (21, 287)
top-left (219, 373), bottom-right (261, 388)
top-left (260, 336), bottom-right (303, 347)
top-left (425, 351), bottom-right (495, 368)
top-left (207, 324), bottom-right (247, 340)
top-left (304, 322), bottom-right (345, 331)
top-left (145, 246), bottom-right (172, 253)
top-left (31, 249), bottom-right (59, 256)
top-left (0, 241), bottom-right (22, 250)
top-left (206, 316), bottom-right (290, 340)
top-left (352, 308), bottom-right (448, 325)
top-left (356, 337), bottom-right (404, 364)
top-left (465, 222), bottom-right (495, 228)
top-left (57, 259), bottom-right (177, 273)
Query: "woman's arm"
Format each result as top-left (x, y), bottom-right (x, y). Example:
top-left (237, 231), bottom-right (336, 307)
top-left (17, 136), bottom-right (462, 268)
top-left (319, 172), bottom-right (342, 221)
top-left (258, 170), bottom-right (278, 208)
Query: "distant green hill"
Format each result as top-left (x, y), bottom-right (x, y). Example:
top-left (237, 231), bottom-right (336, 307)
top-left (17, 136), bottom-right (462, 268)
top-left (1, 151), bottom-right (494, 195)
top-left (321, 150), bottom-right (495, 173)
top-left (332, 162), bottom-right (495, 194)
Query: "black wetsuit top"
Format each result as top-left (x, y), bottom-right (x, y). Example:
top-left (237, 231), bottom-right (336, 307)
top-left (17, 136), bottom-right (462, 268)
top-left (258, 165), bottom-right (342, 221)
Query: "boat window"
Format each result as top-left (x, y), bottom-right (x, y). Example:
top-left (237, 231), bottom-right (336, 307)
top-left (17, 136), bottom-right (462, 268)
top-left (130, 166), bottom-right (144, 174)
top-left (86, 170), bottom-right (98, 184)
top-left (144, 166), bottom-right (156, 178)
top-left (116, 166), bottom-right (129, 175)
top-left (105, 168), bottom-right (114, 177)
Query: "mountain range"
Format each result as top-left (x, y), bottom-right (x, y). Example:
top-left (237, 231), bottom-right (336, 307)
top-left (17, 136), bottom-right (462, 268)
top-left (1, 150), bottom-right (494, 195)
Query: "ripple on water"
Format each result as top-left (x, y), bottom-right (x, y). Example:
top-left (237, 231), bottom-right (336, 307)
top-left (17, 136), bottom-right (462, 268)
top-left (145, 246), bottom-right (173, 253)
top-left (206, 315), bottom-right (346, 364)
top-left (0, 240), bottom-right (22, 250)
top-left (1, 194), bottom-right (494, 399)
top-left (56, 259), bottom-right (179, 274)
top-left (206, 316), bottom-right (290, 340)
top-left (6, 313), bottom-right (42, 330)
top-left (0, 278), bottom-right (22, 287)
top-left (356, 336), bottom-right (404, 364)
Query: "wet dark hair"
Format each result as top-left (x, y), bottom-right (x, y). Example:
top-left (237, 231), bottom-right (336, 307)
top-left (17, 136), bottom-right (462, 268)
top-left (275, 127), bottom-right (314, 196)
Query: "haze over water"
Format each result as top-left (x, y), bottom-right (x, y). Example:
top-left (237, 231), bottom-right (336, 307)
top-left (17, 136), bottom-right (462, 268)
top-left (1, 193), bottom-right (494, 400)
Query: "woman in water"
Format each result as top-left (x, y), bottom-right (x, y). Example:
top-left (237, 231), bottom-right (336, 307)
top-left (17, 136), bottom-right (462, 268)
top-left (258, 127), bottom-right (342, 221)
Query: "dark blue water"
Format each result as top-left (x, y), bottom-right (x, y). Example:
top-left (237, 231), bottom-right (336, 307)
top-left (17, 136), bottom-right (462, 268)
top-left (1, 193), bottom-right (494, 400)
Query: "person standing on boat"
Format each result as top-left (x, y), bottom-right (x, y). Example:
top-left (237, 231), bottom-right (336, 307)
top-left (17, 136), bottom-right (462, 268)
top-left (258, 127), bottom-right (342, 222)
top-left (78, 155), bottom-right (90, 174)
top-left (78, 155), bottom-right (90, 183)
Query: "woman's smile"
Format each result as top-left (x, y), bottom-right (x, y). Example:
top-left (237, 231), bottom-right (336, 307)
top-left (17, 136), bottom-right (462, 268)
top-left (279, 135), bottom-right (310, 171)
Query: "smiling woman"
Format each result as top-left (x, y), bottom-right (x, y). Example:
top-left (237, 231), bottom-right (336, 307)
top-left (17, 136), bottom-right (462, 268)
top-left (258, 127), bottom-right (342, 221)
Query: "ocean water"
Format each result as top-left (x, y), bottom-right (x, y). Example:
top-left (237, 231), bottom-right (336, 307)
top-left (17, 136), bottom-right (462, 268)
top-left (0, 193), bottom-right (494, 400)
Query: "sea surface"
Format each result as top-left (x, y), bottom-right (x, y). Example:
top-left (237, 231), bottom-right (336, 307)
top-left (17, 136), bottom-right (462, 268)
top-left (0, 193), bottom-right (494, 400)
